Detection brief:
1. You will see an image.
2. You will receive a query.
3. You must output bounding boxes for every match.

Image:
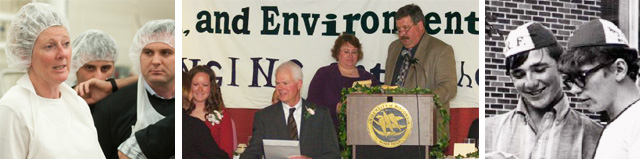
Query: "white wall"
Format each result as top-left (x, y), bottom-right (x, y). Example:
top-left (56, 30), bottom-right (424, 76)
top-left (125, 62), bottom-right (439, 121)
top-left (0, 0), bottom-right (174, 97)
top-left (67, 0), bottom-right (175, 74)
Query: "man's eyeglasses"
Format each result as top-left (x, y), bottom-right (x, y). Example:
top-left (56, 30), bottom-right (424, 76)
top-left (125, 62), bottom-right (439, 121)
top-left (563, 60), bottom-right (616, 88)
top-left (396, 24), bottom-right (416, 34)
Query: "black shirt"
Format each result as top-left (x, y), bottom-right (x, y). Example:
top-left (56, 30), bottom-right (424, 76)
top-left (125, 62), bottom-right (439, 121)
top-left (93, 82), bottom-right (175, 159)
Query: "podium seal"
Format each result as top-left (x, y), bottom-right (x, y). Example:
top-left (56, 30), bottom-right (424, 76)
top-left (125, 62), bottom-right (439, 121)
top-left (366, 102), bottom-right (412, 148)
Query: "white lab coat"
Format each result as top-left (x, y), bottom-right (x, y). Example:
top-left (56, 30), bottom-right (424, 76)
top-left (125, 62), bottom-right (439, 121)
top-left (0, 74), bottom-right (105, 159)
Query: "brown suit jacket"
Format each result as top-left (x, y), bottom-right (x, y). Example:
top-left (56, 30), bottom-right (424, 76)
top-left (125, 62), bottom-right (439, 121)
top-left (385, 33), bottom-right (457, 140)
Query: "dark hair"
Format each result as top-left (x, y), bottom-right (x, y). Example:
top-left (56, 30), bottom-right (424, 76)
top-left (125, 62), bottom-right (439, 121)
top-left (330, 34), bottom-right (363, 61)
top-left (182, 71), bottom-right (190, 109)
top-left (395, 4), bottom-right (424, 24)
top-left (184, 65), bottom-right (225, 115)
top-left (505, 44), bottom-right (563, 75)
top-left (558, 45), bottom-right (639, 80)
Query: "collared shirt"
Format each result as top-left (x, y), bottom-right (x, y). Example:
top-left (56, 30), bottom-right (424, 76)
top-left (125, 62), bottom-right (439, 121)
top-left (485, 95), bottom-right (603, 159)
top-left (143, 81), bottom-right (175, 100)
top-left (282, 98), bottom-right (302, 136)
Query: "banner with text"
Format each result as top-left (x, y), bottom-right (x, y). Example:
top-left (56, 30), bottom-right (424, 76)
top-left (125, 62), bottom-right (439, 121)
top-left (183, 0), bottom-right (479, 109)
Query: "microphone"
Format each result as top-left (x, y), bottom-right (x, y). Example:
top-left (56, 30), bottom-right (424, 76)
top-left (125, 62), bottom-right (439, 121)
top-left (401, 50), bottom-right (411, 61)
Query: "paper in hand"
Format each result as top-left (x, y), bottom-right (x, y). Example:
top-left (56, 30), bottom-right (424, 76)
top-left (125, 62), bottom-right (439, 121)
top-left (263, 139), bottom-right (300, 159)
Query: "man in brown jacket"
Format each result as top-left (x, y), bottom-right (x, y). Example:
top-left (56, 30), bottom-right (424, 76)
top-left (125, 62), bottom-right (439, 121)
top-left (358, 3), bottom-right (457, 159)
top-left (385, 3), bottom-right (457, 140)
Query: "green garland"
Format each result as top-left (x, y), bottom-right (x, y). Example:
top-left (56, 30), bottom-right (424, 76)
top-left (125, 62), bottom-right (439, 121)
top-left (337, 84), bottom-right (450, 159)
top-left (455, 150), bottom-right (479, 159)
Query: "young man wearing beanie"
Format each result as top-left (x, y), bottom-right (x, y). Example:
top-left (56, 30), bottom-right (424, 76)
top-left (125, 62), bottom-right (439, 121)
top-left (558, 19), bottom-right (640, 159)
top-left (485, 22), bottom-right (602, 159)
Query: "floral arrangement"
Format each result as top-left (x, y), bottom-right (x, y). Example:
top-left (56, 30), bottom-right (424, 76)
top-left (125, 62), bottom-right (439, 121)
top-left (305, 105), bottom-right (316, 120)
top-left (337, 84), bottom-right (450, 159)
top-left (206, 110), bottom-right (224, 126)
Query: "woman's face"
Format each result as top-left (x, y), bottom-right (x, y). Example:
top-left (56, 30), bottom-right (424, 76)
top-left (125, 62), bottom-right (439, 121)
top-left (30, 26), bottom-right (71, 85)
top-left (337, 43), bottom-right (358, 68)
top-left (191, 72), bottom-right (211, 103)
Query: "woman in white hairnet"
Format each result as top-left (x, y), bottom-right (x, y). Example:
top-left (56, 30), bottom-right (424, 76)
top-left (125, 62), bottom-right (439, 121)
top-left (0, 3), bottom-right (105, 158)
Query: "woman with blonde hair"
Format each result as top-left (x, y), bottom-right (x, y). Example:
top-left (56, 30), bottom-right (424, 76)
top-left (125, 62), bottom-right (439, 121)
top-left (0, 3), bottom-right (104, 158)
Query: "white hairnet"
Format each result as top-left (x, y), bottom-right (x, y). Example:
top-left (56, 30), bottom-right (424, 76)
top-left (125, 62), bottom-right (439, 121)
top-left (129, 19), bottom-right (175, 74)
top-left (66, 29), bottom-right (119, 84)
top-left (4, 3), bottom-right (69, 70)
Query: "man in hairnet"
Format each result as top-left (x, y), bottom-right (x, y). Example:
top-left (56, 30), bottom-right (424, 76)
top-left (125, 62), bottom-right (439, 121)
top-left (485, 22), bottom-right (602, 159)
top-left (558, 19), bottom-right (640, 159)
top-left (92, 19), bottom-right (175, 159)
top-left (66, 29), bottom-right (137, 110)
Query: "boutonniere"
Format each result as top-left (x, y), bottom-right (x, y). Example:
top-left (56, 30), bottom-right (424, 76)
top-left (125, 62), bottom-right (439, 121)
top-left (305, 104), bottom-right (316, 120)
top-left (206, 110), bottom-right (223, 126)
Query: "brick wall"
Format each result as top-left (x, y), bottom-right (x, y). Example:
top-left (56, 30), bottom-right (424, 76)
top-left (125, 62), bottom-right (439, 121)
top-left (484, 0), bottom-right (603, 120)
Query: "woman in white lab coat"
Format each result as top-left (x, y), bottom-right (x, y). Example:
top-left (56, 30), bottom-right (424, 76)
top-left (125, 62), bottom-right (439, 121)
top-left (0, 3), bottom-right (104, 158)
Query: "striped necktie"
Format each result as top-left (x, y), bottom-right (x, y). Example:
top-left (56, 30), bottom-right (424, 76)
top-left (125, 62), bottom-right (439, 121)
top-left (396, 49), bottom-right (412, 87)
top-left (287, 108), bottom-right (298, 140)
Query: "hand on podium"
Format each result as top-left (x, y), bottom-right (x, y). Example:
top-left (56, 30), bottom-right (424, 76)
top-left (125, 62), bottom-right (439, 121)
top-left (336, 101), bottom-right (347, 114)
top-left (289, 155), bottom-right (312, 159)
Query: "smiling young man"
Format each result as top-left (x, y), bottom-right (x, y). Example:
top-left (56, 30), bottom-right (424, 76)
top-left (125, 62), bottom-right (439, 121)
top-left (485, 22), bottom-right (602, 159)
top-left (558, 19), bottom-right (640, 159)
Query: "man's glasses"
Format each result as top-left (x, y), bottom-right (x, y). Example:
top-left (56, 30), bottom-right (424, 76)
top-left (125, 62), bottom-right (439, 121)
top-left (563, 60), bottom-right (616, 88)
top-left (396, 24), bottom-right (416, 34)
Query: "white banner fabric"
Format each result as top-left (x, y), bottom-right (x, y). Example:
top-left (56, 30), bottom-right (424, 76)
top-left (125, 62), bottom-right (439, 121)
top-left (182, 0), bottom-right (479, 109)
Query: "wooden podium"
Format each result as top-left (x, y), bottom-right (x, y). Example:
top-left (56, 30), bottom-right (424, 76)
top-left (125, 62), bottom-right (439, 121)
top-left (346, 93), bottom-right (436, 159)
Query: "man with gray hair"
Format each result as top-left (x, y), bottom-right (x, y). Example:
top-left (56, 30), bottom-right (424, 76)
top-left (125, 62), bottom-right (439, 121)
top-left (241, 61), bottom-right (340, 159)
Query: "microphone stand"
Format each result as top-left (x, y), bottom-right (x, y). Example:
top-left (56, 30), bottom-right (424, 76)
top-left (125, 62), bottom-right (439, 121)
top-left (405, 53), bottom-right (425, 159)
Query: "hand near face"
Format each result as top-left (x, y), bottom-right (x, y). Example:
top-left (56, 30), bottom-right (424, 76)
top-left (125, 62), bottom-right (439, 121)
top-left (75, 78), bottom-right (112, 104)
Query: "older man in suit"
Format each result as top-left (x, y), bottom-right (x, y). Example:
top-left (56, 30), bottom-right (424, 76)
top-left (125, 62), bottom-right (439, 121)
top-left (240, 61), bottom-right (340, 159)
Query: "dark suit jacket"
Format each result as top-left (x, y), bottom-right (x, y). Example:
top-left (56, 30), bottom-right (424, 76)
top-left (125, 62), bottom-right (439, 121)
top-left (182, 110), bottom-right (229, 159)
top-left (240, 99), bottom-right (340, 159)
top-left (385, 33), bottom-right (457, 140)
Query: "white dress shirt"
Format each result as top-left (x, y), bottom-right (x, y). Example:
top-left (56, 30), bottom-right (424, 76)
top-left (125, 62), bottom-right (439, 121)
top-left (282, 98), bottom-right (302, 136)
